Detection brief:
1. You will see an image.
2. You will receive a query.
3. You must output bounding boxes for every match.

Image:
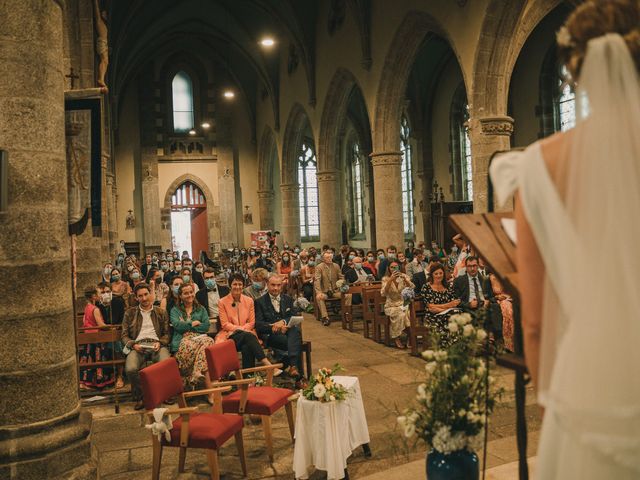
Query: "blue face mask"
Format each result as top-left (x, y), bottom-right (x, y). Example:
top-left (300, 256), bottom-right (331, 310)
top-left (348, 255), bottom-right (355, 260)
top-left (354, 263), bottom-right (363, 270)
top-left (308, 261), bottom-right (316, 267)
top-left (253, 282), bottom-right (264, 290)
top-left (294, 248), bottom-right (300, 253)
top-left (172, 285), bottom-right (180, 296)
top-left (378, 254), bottom-right (385, 260)
top-left (131, 272), bottom-right (140, 280)
top-left (182, 275), bottom-right (191, 283)
top-left (205, 279), bottom-right (216, 290)
top-left (111, 274), bottom-right (120, 282)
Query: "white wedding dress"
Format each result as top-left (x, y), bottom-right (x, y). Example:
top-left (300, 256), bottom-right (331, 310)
top-left (490, 34), bottom-right (640, 480)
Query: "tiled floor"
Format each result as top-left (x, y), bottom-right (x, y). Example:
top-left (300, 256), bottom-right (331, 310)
top-left (86, 313), bottom-right (542, 479)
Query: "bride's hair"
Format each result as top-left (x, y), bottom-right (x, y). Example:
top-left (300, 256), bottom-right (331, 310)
top-left (560, 0), bottom-right (640, 80)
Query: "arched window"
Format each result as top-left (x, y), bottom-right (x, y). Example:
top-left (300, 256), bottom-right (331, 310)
top-left (557, 65), bottom-right (576, 131)
top-left (298, 141), bottom-right (319, 241)
top-left (350, 141), bottom-right (365, 236)
top-left (450, 84), bottom-right (473, 202)
top-left (400, 115), bottom-right (414, 235)
top-left (172, 71), bottom-right (195, 132)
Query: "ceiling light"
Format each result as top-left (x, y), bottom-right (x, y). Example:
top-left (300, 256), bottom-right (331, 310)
top-left (260, 37), bottom-right (275, 47)
top-left (201, 122), bottom-right (210, 129)
top-left (188, 129), bottom-right (196, 135)
top-left (223, 90), bottom-right (235, 99)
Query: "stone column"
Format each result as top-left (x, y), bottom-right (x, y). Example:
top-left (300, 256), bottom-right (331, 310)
top-left (470, 116), bottom-right (514, 212)
top-left (369, 151), bottom-right (404, 249)
top-left (141, 148), bottom-right (162, 251)
top-left (317, 170), bottom-right (341, 246)
top-left (280, 183), bottom-right (301, 246)
top-left (106, 172), bottom-right (118, 257)
top-left (0, 1), bottom-right (93, 478)
top-left (217, 113), bottom-right (238, 248)
top-left (258, 189), bottom-right (275, 231)
top-left (100, 152), bottom-right (110, 261)
top-left (416, 167), bottom-right (434, 244)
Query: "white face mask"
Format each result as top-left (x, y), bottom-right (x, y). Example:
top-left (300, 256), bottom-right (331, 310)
top-left (101, 292), bottom-right (112, 304)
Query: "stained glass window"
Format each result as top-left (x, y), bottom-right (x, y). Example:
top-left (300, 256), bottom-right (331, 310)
top-left (172, 71), bottom-right (194, 132)
top-left (462, 104), bottom-right (473, 201)
top-left (298, 142), bottom-right (320, 240)
top-left (400, 115), bottom-right (414, 235)
top-left (557, 65), bottom-right (576, 131)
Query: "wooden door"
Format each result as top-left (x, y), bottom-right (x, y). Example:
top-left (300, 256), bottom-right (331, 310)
top-left (191, 207), bottom-right (208, 259)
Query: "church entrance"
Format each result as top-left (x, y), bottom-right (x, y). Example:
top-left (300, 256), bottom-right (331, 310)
top-left (170, 181), bottom-right (208, 259)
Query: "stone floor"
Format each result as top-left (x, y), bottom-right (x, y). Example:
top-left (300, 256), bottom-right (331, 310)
top-left (85, 313), bottom-right (542, 479)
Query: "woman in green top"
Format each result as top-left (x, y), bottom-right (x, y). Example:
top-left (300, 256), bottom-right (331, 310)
top-left (169, 283), bottom-right (215, 399)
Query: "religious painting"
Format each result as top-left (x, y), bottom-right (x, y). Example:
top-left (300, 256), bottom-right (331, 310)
top-left (64, 97), bottom-right (102, 236)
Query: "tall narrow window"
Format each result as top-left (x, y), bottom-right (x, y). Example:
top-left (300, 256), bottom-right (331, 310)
top-left (350, 142), bottom-right (365, 236)
top-left (400, 115), bottom-right (414, 235)
top-left (172, 71), bottom-right (194, 132)
top-left (450, 84), bottom-right (473, 202)
top-left (557, 65), bottom-right (576, 131)
top-left (298, 141), bottom-right (319, 241)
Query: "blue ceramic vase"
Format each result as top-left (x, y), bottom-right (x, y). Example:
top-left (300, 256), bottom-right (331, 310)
top-left (426, 449), bottom-right (479, 480)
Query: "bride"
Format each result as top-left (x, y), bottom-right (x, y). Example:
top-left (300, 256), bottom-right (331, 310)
top-left (490, 1), bottom-right (640, 478)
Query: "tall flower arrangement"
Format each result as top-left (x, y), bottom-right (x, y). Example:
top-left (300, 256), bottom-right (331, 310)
top-left (397, 313), bottom-right (500, 454)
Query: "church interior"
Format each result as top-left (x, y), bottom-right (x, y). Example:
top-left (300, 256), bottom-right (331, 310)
top-left (0, 0), bottom-right (583, 479)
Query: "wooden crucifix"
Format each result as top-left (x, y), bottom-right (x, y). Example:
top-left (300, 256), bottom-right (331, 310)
top-left (66, 67), bottom-right (80, 89)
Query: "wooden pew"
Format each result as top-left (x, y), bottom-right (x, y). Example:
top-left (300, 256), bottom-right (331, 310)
top-left (340, 284), bottom-right (364, 331)
top-left (361, 284), bottom-right (380, 339)
top-left (76, 325), bottom-right (124, 388)
top-left (371, 290), bottom-right (391, 346)
top-left (408, 299), bottom-right (429, 356)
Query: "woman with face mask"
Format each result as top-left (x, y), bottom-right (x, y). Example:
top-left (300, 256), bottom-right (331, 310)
top-left (242, 268), bottom-right (268, 301)
top-left (380, 261), bottom-right (415, 349)
top-left (300, 255), bottom-right (317, 302)
top-left (180, 267), bottom-right (200, 294)
top-left (363, 251), bottom-right (378, 277)
top-left (101, 263), bottom-right (113, 283)
top-left (109, 267), bottom-right (131, 299)
top-left (276, 252), bottom-right (293, 294)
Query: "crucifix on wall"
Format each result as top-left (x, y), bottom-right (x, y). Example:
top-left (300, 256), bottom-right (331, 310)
top-left (65, 67), bottom-right (80, 90)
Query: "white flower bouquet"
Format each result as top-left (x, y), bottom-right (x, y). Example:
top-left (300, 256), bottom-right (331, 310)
top-left (397, 313), bottom-right (501, 454)
top-left (302, 364), bottom-right (349, 402)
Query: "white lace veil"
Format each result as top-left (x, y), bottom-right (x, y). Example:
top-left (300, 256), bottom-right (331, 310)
top-left (538, 33), bottom-right (640, 472)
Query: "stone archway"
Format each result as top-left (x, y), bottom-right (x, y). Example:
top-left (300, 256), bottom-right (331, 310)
top-left (162, 173), bottom-right (219, 254)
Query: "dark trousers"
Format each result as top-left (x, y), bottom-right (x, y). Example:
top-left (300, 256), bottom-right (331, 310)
top-left (125, 347), bottom-right (170, 400)
top-left (302, 283), bottom-right (314, 302)
top-left (264, 325), bottom-right (303, 376)
top-left (230, 331), bottom-right (266, 369)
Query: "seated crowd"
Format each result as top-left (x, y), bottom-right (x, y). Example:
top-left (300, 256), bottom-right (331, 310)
top-left (80, 236), bottom-right (513, 409)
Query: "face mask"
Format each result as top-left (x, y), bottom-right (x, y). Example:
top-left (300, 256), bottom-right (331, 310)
top-left (294, 248), bottom-right (300, 253)
top-left (182, 275), bottom-right (191, 283)
top-left (117, 255), bottom-right (124, 261)
top-left (101, 292), bottom-right (112, 304)
top-left (367, 256), bottom-right (374, 262)
top-left (127, 265), bottom-right (134, 272)
top-left (172, 285), bottom-right (180, 296)
top-left (355, 263), bottom-right (363, 270)
top-left (261, 253), bottom-right (267, 259)
top-left (282, 256), bottom-right (289, 263)
top-left (152, 256), bottom-right (158, 262)
top-left (234, 249), bottom-right (239, 254)
top-left (111, 274), bottom-right (120, 282)
top-left (378, 254), bottom-right (385, 260)
top-left (195, 267), bottom-right (204, 273)
top-left (205, 279), bottom-right (216, 290)
top-left (241, 250), bottom-right (246, 255)
top-left (284, 245), bottom-right (290, 250)
top-left (103, 267), bottom-right (112, 275)
top-left (388, 253), bottom-right (397, 260)
top-left (167, 256), bottom-right (174, 261)
top-left (175, 264), bottom-right (182, 271)
top-left (432, 244), bottom-right (438, 249)
top-left (308, 261), bottom-right (316, 267)
top-left (253, 282), bottom-right (264, 290)
top-left (250, 250), bottom-right (256, 256)
top-left (451, 246), bottom-right (458, 253)
top-left (183, 265), bottom-right (192, 271)
top-left (348, 255), bottom-right (355, 260)
top-left (161, 264), bottom-right (169, 271)
top-left (131, 272), bottom-right (140, 280)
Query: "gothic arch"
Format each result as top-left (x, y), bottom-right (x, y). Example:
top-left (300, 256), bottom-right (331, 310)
top-left (281, 102), bottom-right (313, 185)
top-left (373, 11), bottom-right (465, 152)
top-left (258, 126), bottom-right (278, 192)
top-left (164, 173), bottom-right (215, 208)
top-left (318, 68), bottom-right (371, 173)
top-left (471, 0), bottom-right (566, 116)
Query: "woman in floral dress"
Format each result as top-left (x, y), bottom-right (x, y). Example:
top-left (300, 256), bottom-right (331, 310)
top-left (421, 264), bottom-right (461, 347)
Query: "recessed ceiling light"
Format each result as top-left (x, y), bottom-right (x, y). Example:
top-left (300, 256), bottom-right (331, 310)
top-left (260, 37), bottom-right (275, 47)
top-left (223, 90), bottom-right (235, 99)
top-left (188, 129), bottom-right (196, 135)
top-left (201, 122), bottom-right (210, 129)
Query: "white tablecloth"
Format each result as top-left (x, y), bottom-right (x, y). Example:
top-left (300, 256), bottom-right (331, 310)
top-left (293, 376), bottom-right (370, 479)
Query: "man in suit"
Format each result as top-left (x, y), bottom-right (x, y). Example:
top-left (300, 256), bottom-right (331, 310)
top-left (343, 256), bottom-right (373, 305)
top-left (452, 256), bottom-right (503, 339)
top-left (196, 267), bottom-right (230, 335)
top-left (255, 273), bottom-right (304, 382)
top-left (315, 250), bottom-right (345, 326)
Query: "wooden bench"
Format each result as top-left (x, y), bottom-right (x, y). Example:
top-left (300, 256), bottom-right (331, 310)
top-left (340, 284), bottom-right (363, 331)
top-left (313, 295), bottom-right (342, 323)
top-left (361, 284), bottom-right (380, 339)
top-left (371, 290), bottom-right (391, 346)
top-left (409, 299), bottom-right (429, 356)
top-left (76, 325), bottom-right (125, 388)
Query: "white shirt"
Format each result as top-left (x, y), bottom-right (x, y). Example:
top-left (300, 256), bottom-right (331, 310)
top-left (207, 288), bottom-right (221, 318)
top-left (270, 295), bottom-right (281, 313)
top-left (135, 307), bottom-right (159, 342)
top-left (354, 267), bottom-right (369, 283)
top-left (467, 275), bottom-right (485, 302)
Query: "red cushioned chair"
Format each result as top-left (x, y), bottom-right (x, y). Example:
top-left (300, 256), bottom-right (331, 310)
top-left (205, 340), bottom-right (296, 462)
top-left (139, 358), bottom-right (247, 480)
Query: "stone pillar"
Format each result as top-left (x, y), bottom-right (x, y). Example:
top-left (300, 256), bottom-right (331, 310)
top-left (140, 148), bottom-right (162, 251)
top-left (0, 1), bottom-right (93, 478)
top-left (317, 170), bottom-right (341, 246)
top-left (258, 189), bottom-right (275, 231)
top-left (416, 167), bottom-right (434, 244)
top-left (370, 151), bottom-right (404, 249)
top-left (217, 113), bottom-right (238, 248)
top-left (470, 116), bottom-right (514, 212)
top-left (106, 172), bottom-right (118, 257)
top-left (100, 152), bottom-right (110, 261)
top-left (280, 183), bottom-right (301, 246)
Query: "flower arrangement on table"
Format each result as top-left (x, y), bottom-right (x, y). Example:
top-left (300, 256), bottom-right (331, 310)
top-left (302, 364), bottom-right (349, 402)
top-left (397, 313), bottom-right (501, 454)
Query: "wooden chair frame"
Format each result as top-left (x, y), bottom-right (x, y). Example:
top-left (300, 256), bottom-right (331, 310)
top-left (361, 284), bottom-right (380, 339)
top-left (341, 284), bottom-right (364, 331)
top-left (408, 299), bottom-right (430, 356)
top-left (147, 385), bottom-right (247, 480)
top-left (372, 290), bottom-right (391, 346)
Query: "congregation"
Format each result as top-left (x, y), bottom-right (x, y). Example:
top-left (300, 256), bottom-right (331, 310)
top-left (79, 233), bottom-right (514, 410)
